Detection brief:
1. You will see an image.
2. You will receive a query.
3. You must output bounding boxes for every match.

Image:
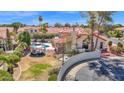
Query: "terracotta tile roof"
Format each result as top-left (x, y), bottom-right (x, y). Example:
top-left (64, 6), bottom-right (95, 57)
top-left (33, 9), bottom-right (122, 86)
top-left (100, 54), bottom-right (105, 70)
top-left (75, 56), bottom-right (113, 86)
top-left (93, 33), bottom-right (108, 41)
top-left (52, 38), bottom-right (66, 44)
top-left (47, 27), bottom-right (86, 34)
top-left (0, 26), bottom-right (88, 40)
top-left (114, 27), bottom-right (124, 31)
top-left (17, 26), bottom-right (88, 35)
top-left (17, 26), bottom-right (41, 33)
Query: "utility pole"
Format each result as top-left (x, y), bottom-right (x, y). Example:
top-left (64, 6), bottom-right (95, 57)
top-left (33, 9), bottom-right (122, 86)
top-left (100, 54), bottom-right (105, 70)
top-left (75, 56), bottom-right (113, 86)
top-left (62, 43), bottom-right (65, 65)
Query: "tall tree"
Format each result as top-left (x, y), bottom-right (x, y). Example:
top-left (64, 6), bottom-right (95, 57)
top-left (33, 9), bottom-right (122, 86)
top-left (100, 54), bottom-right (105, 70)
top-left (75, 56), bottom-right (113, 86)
top-left (38, 16), bottom-right (43, 26)
top-left (54, 23), bottom-right (63, 28)
top-left (94, 12), bottom-right (114, 50)
top-left (80, 12), bottom-right (115, 50)
top-left (112, 24), bottom-right (123, 28)
top-left (80, 12), bottom-right (96, 51)
top-left (0, 54), bottom-right (20, 74)
top-left (65, 23), bottom-right (71, 27)
top-left (12, 22), bottom-right (23, 33)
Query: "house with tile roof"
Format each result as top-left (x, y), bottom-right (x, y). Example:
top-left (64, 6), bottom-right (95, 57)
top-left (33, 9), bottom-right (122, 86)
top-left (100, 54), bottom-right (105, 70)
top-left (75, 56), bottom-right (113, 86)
top-left (17, 26), bottom-right (40, 34)
top-left (93, 33), bottom-right (108, 50)
top-left (114, 27), bottom-right (124, 36)
top-left (0, 26), bottom-right (110, 53)
top-left (45, 27), bottom-right (110, 53)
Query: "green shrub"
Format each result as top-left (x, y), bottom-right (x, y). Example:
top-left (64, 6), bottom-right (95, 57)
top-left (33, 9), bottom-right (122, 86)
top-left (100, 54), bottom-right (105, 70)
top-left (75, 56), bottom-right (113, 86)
top-left (13, 50), bottom-right (22, 57)
top-left (67, 50), bottom-right (79, 57)
top-left (111, 46), bottom-right (124, 53)
top-left (8, 54), bottom-right (20, 64)
top-left (117, 42), bottom-right (123, 48)
top-left (0, 70), bottom-right (13, 81)
top-left (0, 48), bottom-right (4, 54)
top-left (48, 74), bottom-right (57, 81)
top-left (108, 41), bottom-right (112, 47)
top-left (107, 30), bottom-right (123, 38)
top-left (33, 33), bottom-right (58, 39)
top-left (48, 68), bottom-right (59, 75)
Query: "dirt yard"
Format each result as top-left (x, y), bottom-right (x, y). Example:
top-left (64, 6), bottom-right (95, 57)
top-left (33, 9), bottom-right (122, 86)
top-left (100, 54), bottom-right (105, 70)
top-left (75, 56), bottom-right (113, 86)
top-left (17, 55), bottom-right (61, 81)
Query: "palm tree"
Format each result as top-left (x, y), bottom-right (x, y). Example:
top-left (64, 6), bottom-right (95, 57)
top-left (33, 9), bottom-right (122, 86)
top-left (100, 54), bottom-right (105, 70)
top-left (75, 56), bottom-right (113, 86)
top-left (80, 12), bottom-right (96, 51)
top-left (18, 42), bottom-right (28, 49)
top-left (42, 23), bottom-right (48, 34)
top-left (7, 54), bottom-right (20, 74)
top-left (18, 31), bottom-right (31, 47)
top-left (0, 54), bottom-right (20, 74)
top-left (94, 12), bottom-right (114, 50)
top-left (12, 22), bottom-right (23, 33)
top-left (38, 16), bottom-right (43, 26)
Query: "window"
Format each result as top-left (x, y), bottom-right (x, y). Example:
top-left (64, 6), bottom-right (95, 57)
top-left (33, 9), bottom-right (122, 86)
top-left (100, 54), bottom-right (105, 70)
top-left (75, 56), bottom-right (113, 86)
top-left (35, 30), bottom-right (37, 32)
top-left (30, 30), bottom-right (33, 33)
top-left (100, 42), bottom-right (103, 49)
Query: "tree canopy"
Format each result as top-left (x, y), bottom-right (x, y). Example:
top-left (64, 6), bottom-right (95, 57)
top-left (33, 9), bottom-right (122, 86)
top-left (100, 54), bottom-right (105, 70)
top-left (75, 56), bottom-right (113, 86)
top-left (54, 23), bottom-right (63, 27)
top-left (18, 31), bottom-right (31, 46)
top-left (112, 24), bottom-right (123, 28)
top-left (107, 30), bottom-right (123, 38)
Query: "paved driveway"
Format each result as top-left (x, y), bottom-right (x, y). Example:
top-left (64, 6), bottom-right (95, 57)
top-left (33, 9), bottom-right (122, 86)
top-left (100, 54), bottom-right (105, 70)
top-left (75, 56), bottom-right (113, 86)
top-left (65, 58), bottom-right (124, 81)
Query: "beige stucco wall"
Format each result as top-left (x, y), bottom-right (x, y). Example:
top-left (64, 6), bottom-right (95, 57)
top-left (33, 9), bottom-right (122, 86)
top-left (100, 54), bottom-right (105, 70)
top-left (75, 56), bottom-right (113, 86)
top-left (77, 35), bottom-right (88, 48)
top-left (93, 36), bottom-right (107, 50)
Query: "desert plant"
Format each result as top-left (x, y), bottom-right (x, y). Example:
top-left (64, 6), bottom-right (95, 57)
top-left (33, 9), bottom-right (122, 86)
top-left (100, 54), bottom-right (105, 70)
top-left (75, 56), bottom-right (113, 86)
top-left (117, 42), bottom-right (123, 48)
top-left (108, 41), bottom-right (112, 47)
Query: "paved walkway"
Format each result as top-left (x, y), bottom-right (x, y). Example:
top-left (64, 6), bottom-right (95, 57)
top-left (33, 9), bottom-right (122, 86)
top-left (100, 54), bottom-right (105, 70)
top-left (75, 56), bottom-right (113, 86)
top-left (13, 63), bottom-right (21, 80)
top-left (65, 63), bottom-right (88, 80)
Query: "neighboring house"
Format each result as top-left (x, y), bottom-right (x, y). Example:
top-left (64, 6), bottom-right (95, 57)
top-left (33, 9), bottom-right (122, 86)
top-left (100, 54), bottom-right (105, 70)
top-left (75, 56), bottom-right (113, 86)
top-left (71, 30), bottom-right (88, 50)
top-left (0, 26), bottom-right (110, 52)
top-left (52, 32), bottom-right (72, 53)
top-left (52, 27), bottom-right (89, 53)
top-left (114, 27), bottom-right (124, 36)
top-left (93, 33), bottom-right (108, 50)
top-left (17, 26), bottom-right (40, 34)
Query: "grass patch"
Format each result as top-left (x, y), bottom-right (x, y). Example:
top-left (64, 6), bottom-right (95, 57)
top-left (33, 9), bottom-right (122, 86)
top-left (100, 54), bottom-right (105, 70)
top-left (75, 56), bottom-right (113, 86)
top-left (48, 74), bottom-right (57, 81)
top-left (30, 64), bottom-right (51, 76)
top-left (20, 64), bottom-right (52, 80)
top-left (48, 68), bottom-right (59, 81)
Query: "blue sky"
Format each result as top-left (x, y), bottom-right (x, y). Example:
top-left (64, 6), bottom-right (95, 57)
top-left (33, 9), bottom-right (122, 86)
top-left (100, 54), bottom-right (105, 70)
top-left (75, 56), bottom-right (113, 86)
top-left (0, 11), bottom-right (123, 26)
